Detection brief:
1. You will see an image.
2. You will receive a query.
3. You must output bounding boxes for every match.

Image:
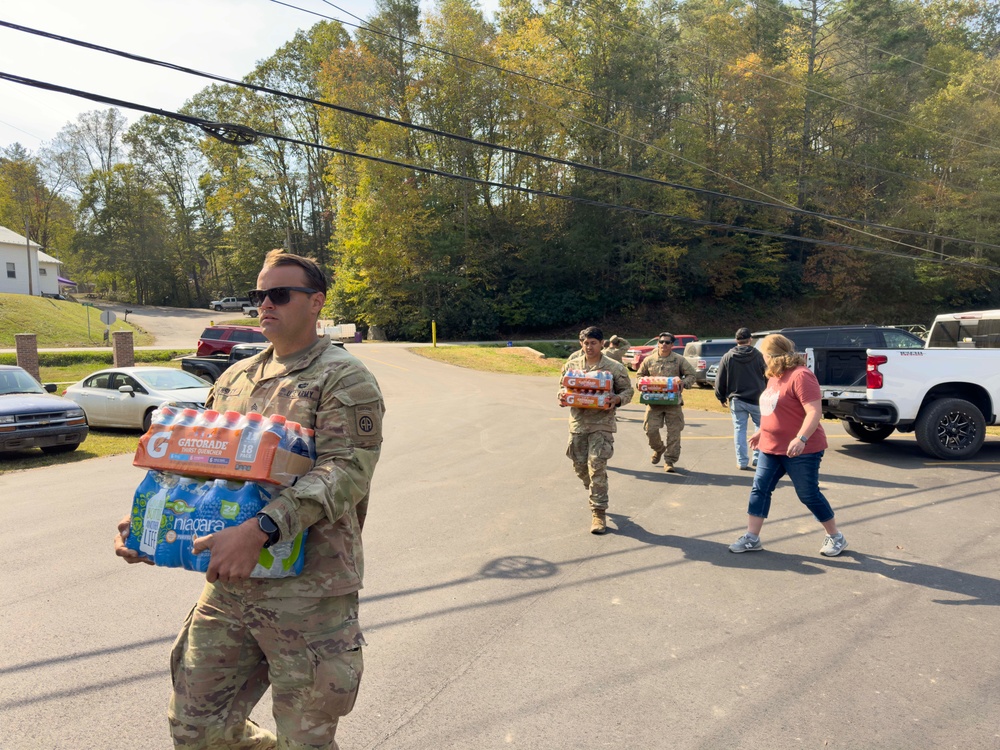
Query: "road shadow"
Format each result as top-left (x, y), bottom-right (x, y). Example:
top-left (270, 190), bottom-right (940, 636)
top-left (837, 439), bottom-right (1000, 472)
top-left (610, 514), bottom-right (1000, 605)
top-left (607, 465), bottom-right (913, 490)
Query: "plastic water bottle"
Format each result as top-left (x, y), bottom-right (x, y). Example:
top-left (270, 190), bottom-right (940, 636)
top-left (302, 427), bottom-right (316, 461)
top-left (266, 414), bottom-right (289, 450)
top-left (151, 405), bottom-right (178, 428)
top-left (235, 412), bottom-right (265, 463)
top-left (222, 411), bottom-right (245, 430)
top-left (285, 421), bottom-right (311, 458)
top-left (176, 408), bottom-right (200, 427)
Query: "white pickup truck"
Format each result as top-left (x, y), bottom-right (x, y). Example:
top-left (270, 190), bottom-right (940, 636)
top-left (817, 310), bottom-right (1000, 459)
top-left (208, 296), bottom-right (251, 312)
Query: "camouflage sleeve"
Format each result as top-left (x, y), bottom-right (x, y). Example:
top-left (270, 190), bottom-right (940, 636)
top-left (612, 364), bottom-right (633, 407)
top-left (679, 355), bottom-right (698, 387)
top-left (636, 357), bottom-right (649, 378)
top-left (262, 367), bottom-right (384, 539)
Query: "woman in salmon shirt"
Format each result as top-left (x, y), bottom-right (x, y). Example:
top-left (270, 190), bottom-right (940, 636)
top-left (728, 334), bottom-right (848, 557)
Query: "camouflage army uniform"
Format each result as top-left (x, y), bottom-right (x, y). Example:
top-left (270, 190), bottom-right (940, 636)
top-left (636, 351), bottom-right (696, 466)
top-left (168, 335), bottom-right (384, 750)
top-left (561, 351), bottom-right (634, 509)
top-left (604, 339), bottom-right (631, 363)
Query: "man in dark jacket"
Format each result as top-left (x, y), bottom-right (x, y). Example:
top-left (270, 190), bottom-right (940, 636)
top-left (714, 327), bottom-right (767, 470)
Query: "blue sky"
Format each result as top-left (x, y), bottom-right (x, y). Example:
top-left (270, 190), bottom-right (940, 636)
top-left (0, 0), bottom-right (496, 152)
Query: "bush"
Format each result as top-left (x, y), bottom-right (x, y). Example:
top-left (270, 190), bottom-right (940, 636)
top-left (0, 349), bottom-right (190, 367)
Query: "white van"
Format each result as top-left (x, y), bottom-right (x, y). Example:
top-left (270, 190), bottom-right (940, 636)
top-left (926, 310), bottom-right (1000, 348)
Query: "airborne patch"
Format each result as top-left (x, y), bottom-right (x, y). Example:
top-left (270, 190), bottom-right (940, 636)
top-left (354, 404), bottom-right (380, 441)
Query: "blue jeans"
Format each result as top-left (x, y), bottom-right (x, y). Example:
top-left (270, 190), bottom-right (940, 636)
top-left (747, 451), bottom-right (835, 523)
top-left (730, 397), bottom-right (761, 468)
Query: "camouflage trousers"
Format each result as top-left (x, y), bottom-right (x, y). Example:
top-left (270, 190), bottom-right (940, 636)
top-left (644, 405), bottom-right (685, 465)
top-left (169, 583), bottom-right (365, 750)
top-left (566, 431), bottom-right (614, 510)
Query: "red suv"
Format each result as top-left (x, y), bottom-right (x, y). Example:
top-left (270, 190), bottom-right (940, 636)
top-left (196, 325), bottom-right (268, 357)
top-left (622, 334), bottom-right (698, 370)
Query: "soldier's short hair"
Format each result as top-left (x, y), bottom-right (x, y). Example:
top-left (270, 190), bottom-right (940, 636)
top-left (263, 249), bottom-right (328, 294)
top-left (657, 331), bottom-right (675, 344)
top-left (579, 326), bottom-right (603, 342)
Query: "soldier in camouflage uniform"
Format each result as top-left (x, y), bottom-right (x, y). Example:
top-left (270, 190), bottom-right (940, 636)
top-left (636, 332), bottom-right (696, 473)
top-left (116, 250), bottom-right (384, 750)
top-left (559, 326), bottom-right (634, 534)
top-left (603, 335), bottom-right (631, 363)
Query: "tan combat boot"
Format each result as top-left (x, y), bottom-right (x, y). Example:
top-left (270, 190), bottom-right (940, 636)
top-left (651, 449), bottom-right (664, 464)
top-left (591, 509), bottom-right (607, 535)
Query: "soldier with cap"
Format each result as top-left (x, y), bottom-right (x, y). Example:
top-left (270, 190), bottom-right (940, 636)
top-left (636, 331), bottom-right (696, 472)
top-left (559, 325), bottom-right (634, 534)
top-left (115, 249), bottom-right (384, 749)
top-left (603, 335), bottom-right (631, 363)
top-left (715, 327), bottom-right (767, 470)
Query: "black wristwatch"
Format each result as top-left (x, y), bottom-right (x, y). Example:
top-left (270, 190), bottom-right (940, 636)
top-left (256, 513), bottom-right (281, 549)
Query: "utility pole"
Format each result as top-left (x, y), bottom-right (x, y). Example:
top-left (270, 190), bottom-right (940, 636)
top-left (24, 218), bottom-right (33, 296)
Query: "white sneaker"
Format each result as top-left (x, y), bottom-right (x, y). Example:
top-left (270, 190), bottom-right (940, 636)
top-left (820, 533), bottom-right (848, 557)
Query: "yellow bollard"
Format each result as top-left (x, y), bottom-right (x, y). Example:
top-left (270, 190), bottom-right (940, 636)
top-left (432, 319), bottom-right (437, 347)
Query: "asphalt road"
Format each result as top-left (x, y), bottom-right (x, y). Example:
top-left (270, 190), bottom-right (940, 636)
top-left (2, 344), bottom-right (1000, 749)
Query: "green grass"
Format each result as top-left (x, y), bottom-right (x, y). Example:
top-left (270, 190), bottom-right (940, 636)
top-left (217, 316), bottom-right (258, 326)
top-left (0, 429), bottom-right (140, 475)
top-left (0, 293), bottom-right (153, 347)
top-left (412, 345), bottom-right (567, 375)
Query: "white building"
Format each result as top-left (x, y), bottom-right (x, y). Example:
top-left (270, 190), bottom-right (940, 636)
top-left (0, 225), bottom-right (65, 296)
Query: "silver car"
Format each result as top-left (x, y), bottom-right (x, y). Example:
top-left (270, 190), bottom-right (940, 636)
top-left (63, 367), bottom-right (211, 432)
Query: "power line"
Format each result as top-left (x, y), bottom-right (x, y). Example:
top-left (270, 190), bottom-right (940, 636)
top-left (272, 1), bottom-right (1000, 243)
top-left (3, 69), bottom-right (995, 274)
top-left (5, 19), bottom-right (991, 257)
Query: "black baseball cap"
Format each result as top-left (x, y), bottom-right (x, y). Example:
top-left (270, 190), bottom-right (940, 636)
top-left (735, 327), bottom-right (752, 341)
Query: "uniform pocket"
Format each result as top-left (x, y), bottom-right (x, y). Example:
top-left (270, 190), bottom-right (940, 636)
top-left (304, 619), bottom-right (366, 719)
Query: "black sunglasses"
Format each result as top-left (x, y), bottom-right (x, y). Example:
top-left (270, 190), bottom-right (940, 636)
top-left (247, 286), bottom-right (319, 306)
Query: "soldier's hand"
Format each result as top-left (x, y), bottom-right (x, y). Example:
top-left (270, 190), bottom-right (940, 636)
top-left (114, 514), bottom-right (154, 565)
top-left (193, 520), bottom-right (268, 584)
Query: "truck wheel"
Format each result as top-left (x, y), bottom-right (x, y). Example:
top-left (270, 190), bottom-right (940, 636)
top-left (214, 304), bottom-right (222, 311)
top-left (841, 420), bottom-right (895, 443)
top-left (915, 398), bottom-right (985, 460)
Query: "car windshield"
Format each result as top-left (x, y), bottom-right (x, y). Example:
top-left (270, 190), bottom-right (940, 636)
top-left (136, 370), bottom-right (210, 391)
top-left (0, 369), bottom-right (46, 396)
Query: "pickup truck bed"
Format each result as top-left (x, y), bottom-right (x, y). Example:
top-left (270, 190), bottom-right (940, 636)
top-left (813, 346), bottom-right (1000, 459)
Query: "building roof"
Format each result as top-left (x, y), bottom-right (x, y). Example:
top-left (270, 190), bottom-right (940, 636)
top-left (37, 250), bottom-right (61, 265)
top-left (0, 225), bottom-right (41, 249)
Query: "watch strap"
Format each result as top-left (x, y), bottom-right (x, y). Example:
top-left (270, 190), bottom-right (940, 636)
top-left (256, 512), bottom-right (280, 548)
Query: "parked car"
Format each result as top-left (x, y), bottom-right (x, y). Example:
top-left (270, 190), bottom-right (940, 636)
top-left (622, 334), bottom-right (698, 370)
top-left (196, 324), bottom-right (268, 357)
top-left (753, 325), bottom-right (924, 352)
top-left (63, 367), bottom-right (211, 432)
top-left (0, 365), bottom-right (89, 454)
top-left (181, 342), bottom-right (269, 384)
top-left (208, 296), bottom-right (252, 312)
top-left (683, 339), bottom-right (739, 388)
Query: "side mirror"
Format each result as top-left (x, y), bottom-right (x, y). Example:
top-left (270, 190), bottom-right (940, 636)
top-left (44, 383), bottom-right (57, 393)
top-left (119, 385), bottom-right (135, 396)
